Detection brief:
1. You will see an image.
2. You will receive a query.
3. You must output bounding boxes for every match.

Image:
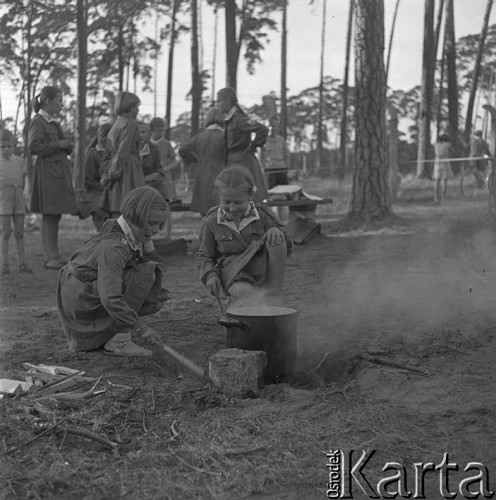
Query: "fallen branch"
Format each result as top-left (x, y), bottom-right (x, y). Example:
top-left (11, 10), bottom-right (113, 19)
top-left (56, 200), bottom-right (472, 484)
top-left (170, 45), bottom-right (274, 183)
top-left (1, 418), bottom-right (66, 456)
top-left (168, 446), bottom-right (222, 476)
top-left (50, 376), bottom-right (103, 401)
top-left (59, 426), bottom-right (119, 452)
top-left (358, 354), bottom-right (430, 377)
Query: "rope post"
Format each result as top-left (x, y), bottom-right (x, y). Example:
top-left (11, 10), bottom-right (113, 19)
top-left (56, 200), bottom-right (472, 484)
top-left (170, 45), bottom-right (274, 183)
top-left (482, 104), bottom-right (496, 215)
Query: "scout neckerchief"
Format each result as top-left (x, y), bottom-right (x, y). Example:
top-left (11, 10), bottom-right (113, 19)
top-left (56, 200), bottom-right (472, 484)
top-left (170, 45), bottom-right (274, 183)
top-left (117, 216), bottom-right (143, 257)
top-left (217, 201), bottom-right (259, 233)
top-left (139, 142), bottom-right (150, 158)
top-left (39, 109), bottom-right (57, 123)
top-left (224, 105), bottom-right (237, 122)
top-left (206, 124), bottom-right (224, 132)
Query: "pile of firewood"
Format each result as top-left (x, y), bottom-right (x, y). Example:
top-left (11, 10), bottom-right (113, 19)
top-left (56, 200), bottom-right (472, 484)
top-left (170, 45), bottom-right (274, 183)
top-left (0, 363), bottom-right (102, 401)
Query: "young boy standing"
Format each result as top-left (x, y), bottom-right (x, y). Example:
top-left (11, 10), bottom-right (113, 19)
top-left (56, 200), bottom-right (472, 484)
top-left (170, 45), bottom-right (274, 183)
top-left (0, 129), bottom-right (33, 275)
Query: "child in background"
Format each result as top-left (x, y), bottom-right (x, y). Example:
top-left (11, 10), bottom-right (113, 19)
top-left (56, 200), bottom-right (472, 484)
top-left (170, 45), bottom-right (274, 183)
top-left (149, 117), bottom-right (178, 237)
top-left (82, 122), bottom-right (112, 231)
top-left (138, 122), bottom-right (168, 202)
top-left (101, 91), bottom-right (144, 218)
top-left (196, 166), bottom-right (292, 305)
top-left (0, 129), bottom-right (33, 275)
top-left (433, 134), bottom-right (453, 204)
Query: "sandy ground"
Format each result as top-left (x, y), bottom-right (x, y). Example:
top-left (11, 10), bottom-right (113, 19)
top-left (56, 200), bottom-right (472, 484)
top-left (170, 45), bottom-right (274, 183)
top-left (1, 183), bottom-right (495, 499)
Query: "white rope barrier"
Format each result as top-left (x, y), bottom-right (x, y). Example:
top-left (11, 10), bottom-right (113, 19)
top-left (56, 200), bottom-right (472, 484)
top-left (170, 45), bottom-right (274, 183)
top-left (399, 155), bottom-right (490, 165)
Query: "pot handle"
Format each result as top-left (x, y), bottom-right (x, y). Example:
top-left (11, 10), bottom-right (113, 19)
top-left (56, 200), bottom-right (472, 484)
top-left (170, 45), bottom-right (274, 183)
top-left (218, 317), bottom-right (251, 331)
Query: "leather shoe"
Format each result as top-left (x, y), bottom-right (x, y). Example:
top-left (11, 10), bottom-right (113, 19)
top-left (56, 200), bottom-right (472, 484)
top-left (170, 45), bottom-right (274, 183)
top-left (43, 259), bottom-right (63, 270)
top-left (104, 333), bottom-right (152, 357)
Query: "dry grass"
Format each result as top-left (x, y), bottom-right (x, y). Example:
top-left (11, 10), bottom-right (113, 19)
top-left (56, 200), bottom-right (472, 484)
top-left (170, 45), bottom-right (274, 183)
top-left (1, 175), bottom-right (496, 499)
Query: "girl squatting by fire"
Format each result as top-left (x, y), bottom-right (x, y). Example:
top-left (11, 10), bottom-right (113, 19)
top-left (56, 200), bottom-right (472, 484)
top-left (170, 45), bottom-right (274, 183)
top-left (196, 165), bottom-right (293, 306)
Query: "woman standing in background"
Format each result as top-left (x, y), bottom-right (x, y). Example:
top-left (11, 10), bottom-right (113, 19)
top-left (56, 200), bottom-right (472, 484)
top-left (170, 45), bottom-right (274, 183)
top-left (179, 108), bottom-right (226, 215)
top-left (216, 87), bottom-right (268, 202)
top-left (433, 134), bottom-right (453, 204)
top-left (29, 86), bottom-right (77, 270)
top-left (101, 92), bottom-right (145, 218)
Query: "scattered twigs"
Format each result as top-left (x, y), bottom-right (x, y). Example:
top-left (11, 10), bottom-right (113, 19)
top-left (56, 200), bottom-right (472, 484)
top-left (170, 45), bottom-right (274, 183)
top-left (50, 376), bottom-right (103, 401)
top-left (471, 270), bottom-right (493, 286)
top-left (58, 426), bottom-right (119, 452)
top-left (168, 420), bottom-right (180, 442)
top-left (358, 354), bottom-right (430, 377)
top-left (30, 371), bottom-right (85, 397)
top-left (216, 444), bottom-right (267, 456)
top-left (168, 446), bottom-right (222, 476)
top-left (1, 418), bottom-right (67, 456)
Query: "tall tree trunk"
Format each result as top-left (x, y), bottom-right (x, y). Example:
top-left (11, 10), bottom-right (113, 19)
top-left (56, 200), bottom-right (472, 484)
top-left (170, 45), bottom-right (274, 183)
top-left (465, 0), bottom-right (494, 140)
top-left (436, 41), bottom-right (446, 139)
top-left (344, 0), bottom-right (393, 226)
top-left (317, 0), bottom-right (326, 172)
top-left (154, 12), bottom-right (159, 116)
top-left (280, 0), bottom-right (288, 139)
top-left (388, 104), bottom-right (400, 202)
top-left (416, 0), bottom-right (435, 178)
top-left (385, 0), bottom-right (400, 85)
top-left (444, 0), bottom-right (459, 161)
top-left (75, 0), bottom-right (87, 191)
top-left (225, 0), bottom-right (238, 90)
top-left (211, 7), bottom-right (219, 104)
top-left (117, 24), bottom-right (125, 92)
top-left (339, 0), bottom-right (354, 170)
top-left (165, 0), bottom-right (180, 139)
top-left (24, 1), bottom-right (34, 187)
top-left (191, 0), bottom-right (201, 136)
top-left (434, 0), bottom-right (445, 54)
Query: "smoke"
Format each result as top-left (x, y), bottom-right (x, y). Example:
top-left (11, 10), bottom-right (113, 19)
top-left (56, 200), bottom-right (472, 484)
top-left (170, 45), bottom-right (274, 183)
top-left (228, 286), bottom-right (282, 310)
top-left (296, 228), bottom-right (496, 361)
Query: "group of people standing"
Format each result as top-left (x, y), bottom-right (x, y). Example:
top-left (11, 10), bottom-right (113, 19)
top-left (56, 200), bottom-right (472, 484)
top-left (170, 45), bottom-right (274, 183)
top-left (0, 84), bottom-right (292, 274)
top-left (1, 84), bottom-right (293, 357)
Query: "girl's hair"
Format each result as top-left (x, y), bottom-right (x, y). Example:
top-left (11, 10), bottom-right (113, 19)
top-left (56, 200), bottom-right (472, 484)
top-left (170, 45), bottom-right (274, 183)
top-left (217, 87), bottom-right (237, 105)
top-left (97, 122), bottom-right (113, 139)
top-left (215, 165), bottom-right (255, 195)
top-left (33, 86), bottom-right (61, 113)
top-left (120, 186), bottom-right (168, 230)
top-left (1, 129), bottom-right (14, 142)
top-left (114, 91), bottom-right (140, 115)
top-left (87, 122), bottom-right (113, 152)
top-left (149, 117), bottom-right (166, 131)
top-left (204, 107), bottom-right (224, 128)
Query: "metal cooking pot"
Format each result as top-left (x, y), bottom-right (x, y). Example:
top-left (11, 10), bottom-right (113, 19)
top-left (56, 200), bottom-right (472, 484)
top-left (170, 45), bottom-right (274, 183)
top-left (225, 306), bottom-right (298, 381)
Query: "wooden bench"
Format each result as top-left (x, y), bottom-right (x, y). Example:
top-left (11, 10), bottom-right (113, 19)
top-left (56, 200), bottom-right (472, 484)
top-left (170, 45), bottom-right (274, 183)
top-left (168, 198), bottom-right (333, 244)
top-left (265, 198), bottom-right (333, 243)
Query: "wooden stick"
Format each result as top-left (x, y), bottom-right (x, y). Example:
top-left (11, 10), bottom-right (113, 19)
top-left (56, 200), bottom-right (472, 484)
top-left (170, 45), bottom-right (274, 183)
top-left (168, 446), bottom-right (221, 476)
top-left (1, 418), bottom-right (66, 456)
top-left (61, 426), bottom-right (119, 451)
top-left (358, 354), bottom-right (430, 376)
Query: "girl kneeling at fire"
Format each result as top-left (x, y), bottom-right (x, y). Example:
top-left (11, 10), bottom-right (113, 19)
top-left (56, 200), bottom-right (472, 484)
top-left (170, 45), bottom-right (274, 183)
top-left (196, 166), bottom-right (292, 305)
top-left (57, 187), bottom-right (167, 356)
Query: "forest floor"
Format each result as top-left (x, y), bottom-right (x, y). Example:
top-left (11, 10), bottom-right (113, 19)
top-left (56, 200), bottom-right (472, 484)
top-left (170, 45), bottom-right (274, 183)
top-left (1, 175), bottom-right (496, 500)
